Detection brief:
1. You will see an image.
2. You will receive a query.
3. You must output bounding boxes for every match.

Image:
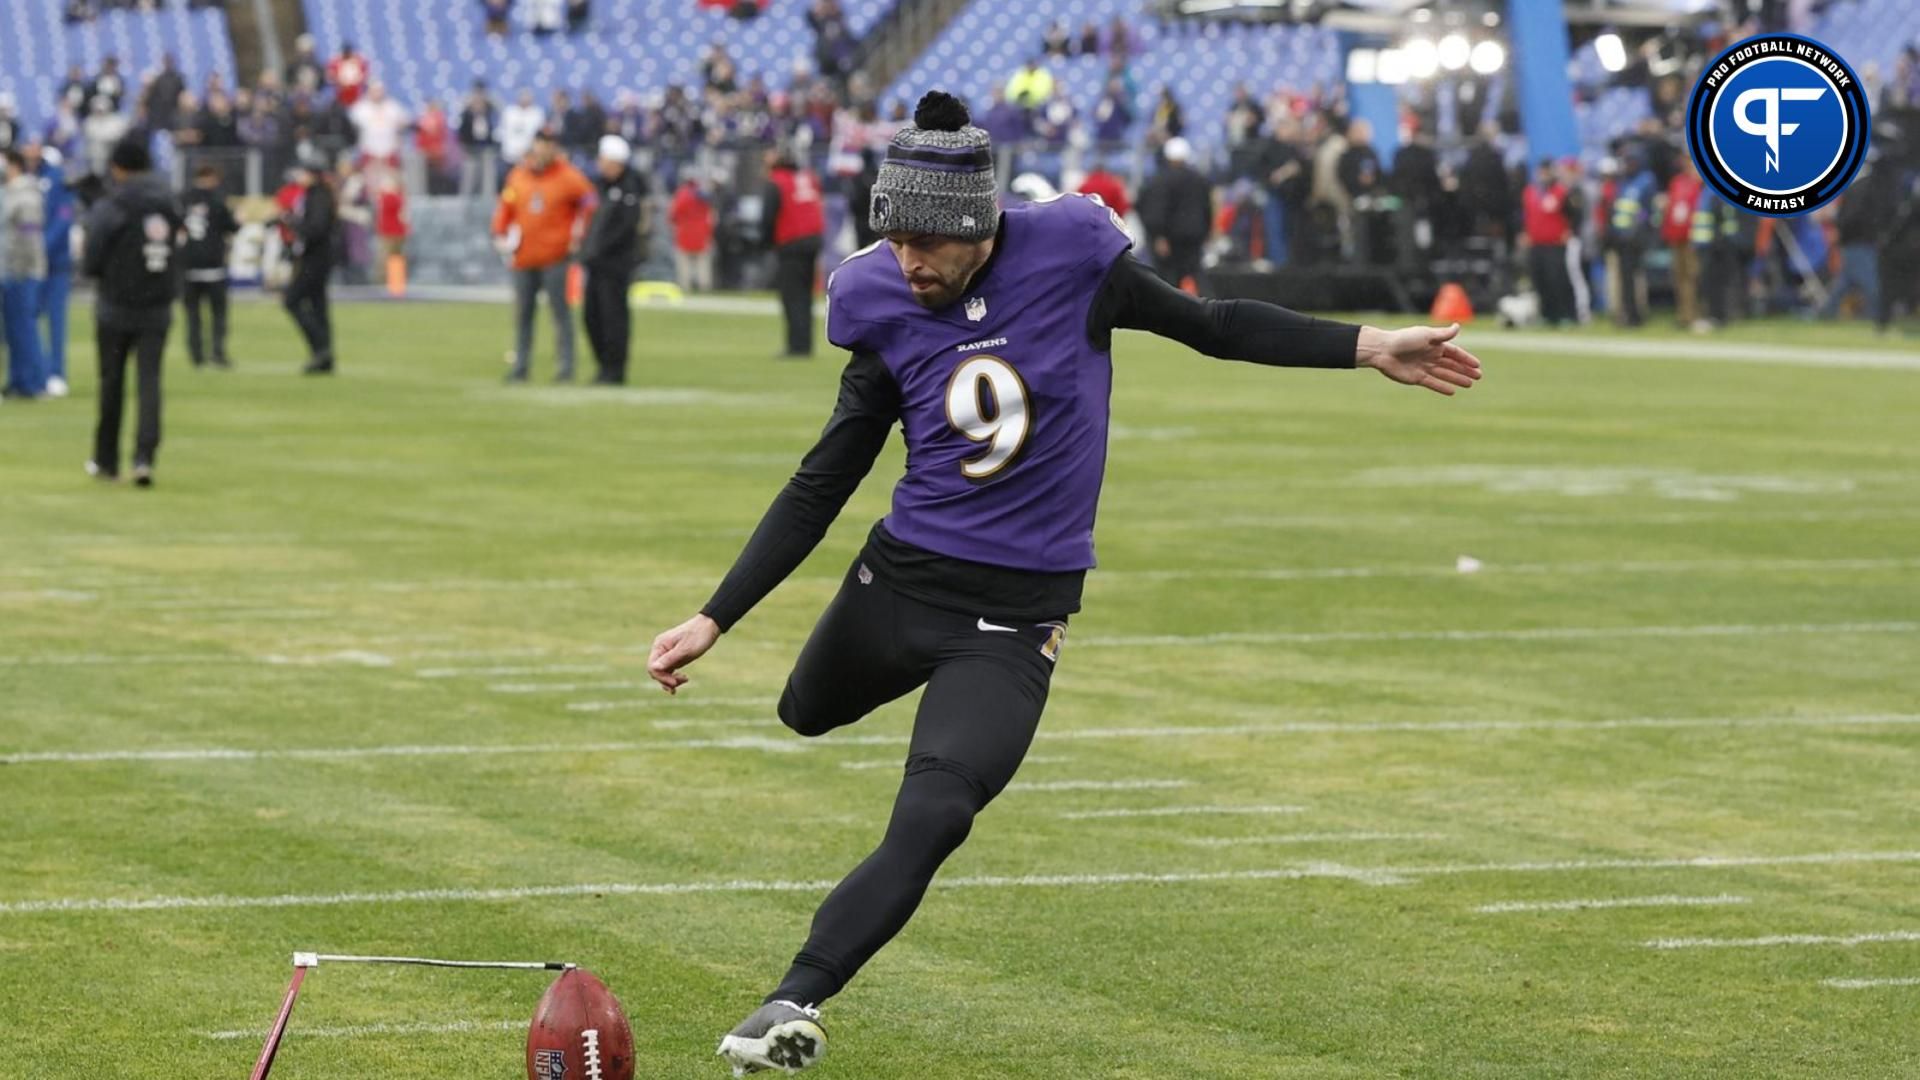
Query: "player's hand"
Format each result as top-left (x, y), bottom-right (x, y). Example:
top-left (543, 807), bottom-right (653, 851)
top-left (647, 614), bottom-right (721, 694)
top-left (1357, 322), bottom-right (1484, 397)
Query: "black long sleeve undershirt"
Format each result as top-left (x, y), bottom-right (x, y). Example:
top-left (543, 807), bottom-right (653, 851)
top-left (698, 253), bottom-right (1362, 631)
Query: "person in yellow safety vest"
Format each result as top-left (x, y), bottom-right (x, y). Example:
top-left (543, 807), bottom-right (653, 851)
top-left (1690, 190), bottom-right (1748, 331)
top-left (1005, 59), bottom-right (1055, 111)
top-left (1603, 151), bottom-right (1656, 328)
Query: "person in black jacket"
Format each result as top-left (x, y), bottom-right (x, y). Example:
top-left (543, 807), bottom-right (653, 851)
top-left (578, 135), bottom-right (647, 385)
top-left (179, 163), bottom-right (240, 369)
top-left (83, 140), bottom-right (182, 487)
top-left (1135, 136), bottom-right (1213, 289)
top-left (282, 154), bottom-right (338, 374)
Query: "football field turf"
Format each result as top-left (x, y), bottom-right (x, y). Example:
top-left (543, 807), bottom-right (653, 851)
top-left (3, 300), bottom-right (1917, 1078)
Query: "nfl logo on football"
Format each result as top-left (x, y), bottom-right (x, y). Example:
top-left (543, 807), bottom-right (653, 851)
top-left (533, 1048), bottom-right (567, 1079)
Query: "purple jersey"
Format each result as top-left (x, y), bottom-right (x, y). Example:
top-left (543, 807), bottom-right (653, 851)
top-left (826, 194), bottom-right (1134, 572)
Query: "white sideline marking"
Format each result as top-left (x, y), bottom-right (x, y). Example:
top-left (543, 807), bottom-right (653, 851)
top-left (417, 664), bottom-right (610, 679)
top-left (1079, 621), bottom-right (1920, 648)
top-left (1823, 977), bottom-right (1920, 990)
top-left (571, 697), bottom-right (775, 713)
top-left (1010, 779), bottom-right (1191, 792)
top-left (1516, 509), bottom-right (1920, 526)
top-left (203, 1018), bottom-right (522, 1041)
top-left (1486, 331), bottom-right (1920, 371)
top-left (1475, 894), bottom-right (1750, 914)
top-left (650, 718), bottom-right (772, 731)
top-left (9, 712), bottom-right (1919, 766)
top-left (1188, 832), bottom-right (1448, 848)
top-left (1103, 557), bottom-right (1920, 583)
top-left (1646, 930), bottom-right (1920, 950)
top-left (489, 681), bottom-right (649, 694)
top-left (1061, 805), bottom-right (1309, 820)
top-left (10, 852), bottom-right (1920, 917)
top-left (840, 755), bottom-right (1073, 771)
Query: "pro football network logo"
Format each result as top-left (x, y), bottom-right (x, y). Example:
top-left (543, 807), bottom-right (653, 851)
top-left (1686, 33), bottom-right (1870, 217)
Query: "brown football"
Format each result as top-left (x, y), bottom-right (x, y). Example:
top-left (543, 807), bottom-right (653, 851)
top-left (526, 967), bottom-right (636, 1080)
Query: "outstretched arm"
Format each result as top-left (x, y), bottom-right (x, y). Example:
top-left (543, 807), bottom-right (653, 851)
top-left (648, 351), bottom-right (900, 692)
top-left (1090, 255), bottom-right (1483, 394)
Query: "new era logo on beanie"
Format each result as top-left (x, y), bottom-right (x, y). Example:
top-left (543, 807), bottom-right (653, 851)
top-left (870, 91), bottom-right (1000, 242)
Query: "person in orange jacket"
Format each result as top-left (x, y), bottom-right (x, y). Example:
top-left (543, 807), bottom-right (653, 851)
top-left (491, 129), bottom-right (595, 383)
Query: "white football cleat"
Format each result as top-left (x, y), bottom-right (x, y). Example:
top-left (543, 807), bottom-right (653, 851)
top-left (716, 1000), bottom-right (825, 1076)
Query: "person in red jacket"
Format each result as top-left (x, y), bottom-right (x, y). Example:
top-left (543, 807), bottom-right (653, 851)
top-left (763, 145), bottom-right (825, 358)
top-left (1662, 156), bottom-right (1703, 329)
top-left (327, 43), bottom-right (369, 108)
top-left (669, 175), bottom-right (715, 293)
top-left (1521, 159), bottom-right (1576, 326)
top-left (1075, 158), bottom-right (1130, 218)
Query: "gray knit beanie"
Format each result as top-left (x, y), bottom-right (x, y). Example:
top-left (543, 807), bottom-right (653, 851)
top-left (870, 91), bottom-right (1000, 241)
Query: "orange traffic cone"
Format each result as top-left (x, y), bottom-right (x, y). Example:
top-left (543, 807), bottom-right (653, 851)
top-left (1430, 282), bottom-right (1474, 324)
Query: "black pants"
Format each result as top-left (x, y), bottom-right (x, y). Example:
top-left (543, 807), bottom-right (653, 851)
top-left (582, 265), bottom-right (632, 383)
top-left (1611, 243), bottom-right (1645, 328)
top-left (1702, 246), bottom-right (1744, 325)
top-left (93, 318), bottom-right (170, 474)
top-left (283, 257), bottom-right (334, 365)
top-left (767, 558), bottom-right (1064, 1007)
top-left (183, 279), bottom-right (229, 366)
top-left (1153, 240), bottom-right (1204, 291)
top-left (774, 238), bottom-right (821, 356)
top-left (1529, 243), bottom-right (1574, 324)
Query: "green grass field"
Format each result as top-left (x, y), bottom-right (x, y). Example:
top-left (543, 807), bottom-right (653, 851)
top-left (3, 297), bottom-right (1918, 1078)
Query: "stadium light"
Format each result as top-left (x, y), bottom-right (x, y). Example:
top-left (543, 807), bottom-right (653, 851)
top-left (1595, 32), bottom-right (1627, 73)
top-left (1376, 48), bottom-right (1411, 85)
top-left (1469, 39), bottom-right (1505, 75)
top-left (1403, 37), bottom-right (1439, 80)
top-left (1438, 33), bottom-right (1471, 71)
top-left (1346, 47), bottom-right (1379, 84)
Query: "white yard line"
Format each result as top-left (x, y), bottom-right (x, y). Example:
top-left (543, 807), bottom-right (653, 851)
top-left (840, 755), bottom-right (1073, 771)
top-left (1483, 331), bottom-right (1920, 371)
top-left (1474, 894), bottom-right (1750, 914)
top-left (14, 852), bottom-right (1920, 917)
top-left (8, 712), bottom-right (1917, 766)
top-left (1646, 930), bottom-right (1920, 950)
top-left (570, 697), bottom-right (775, 712)
top-left (1060, 805), bottom-right (1309, 820)
top-left (1008, 779), bottom-right (1190, 792)
top-left (416, 665), bottom-right (611, 679)
top-left (488, 681), bottom-right (651, 694)
top-left (1187, 832), bottom-right (1448, 847)
top-left (202, 1018), bottom-right (523, 1041)
top-left (1078, 621), bottom-right (1920, 648)
top-left (1822, 977), bottom-right (1920, 990)
top-left (1101, 557), bottom-right (1920, 583)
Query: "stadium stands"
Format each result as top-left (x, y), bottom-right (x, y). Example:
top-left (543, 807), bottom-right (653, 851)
top-left (300, 0), bottom-right (893, 109)
top-left (0, 3), bottom-right (236, 131)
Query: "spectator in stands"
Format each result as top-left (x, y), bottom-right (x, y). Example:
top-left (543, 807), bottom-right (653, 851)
top-left (579, 135), bottom-right (646, 385)
top-left (610, 91), bottom-right (646, 149)
top-left (416, 101), bottom-right (452, 192)
top-left (65, 1), bottom-right (98, 24)
top-left (60, 65), bottom-right (93, 116)
top-left (1336, 118), bottom-right (1381, 203)
top-left (531, 0), bottom-right (566, 35)
top-left (2, 149), bottom-right (49, 400)
top-left (1105, 15), bottom-right (1133, 63)
top-left (1077, 22), bottom-right (1101, 57)
top-left (1006, 60), bottom-right (1054, 111)
top-left (762, 143), bottom-right (824, 359)
top-left (1521, 159), bottom-right (1577, 327)
top-left (146, 55), bottom-right (186, 132)
top-left (32, 144), bottom-right (77, 397)
top-left (1309, 112), bottom-right (1350, 252)
top-left (83, 139), bottom-right (180, 485)
top-left (1225, 85), bottom-right (1261, 150)
top-left (282, 153), bottom-right (339, 374)
top-left (669, 172), bottom-right (716, 294)
top-left (457, 82), bottom-right (500, 193)
top-left (1032, 86), bottom-right (1077, 149)
top-left (348, 82), bottom-right (409, 167)
top-left (328, 43), bottom-right (369, 108)
top-left (83, 97), bottom-right (132, 177)
top-left (93, 57), bottom-right (126, 113)
top-left (1091, 77), bottom-right (1132, 147)
top-left (179, 162), bottom-right (239, 369)
top-left (1137, 137), bottom-right (1211, 291)
top-left (371, 165), bottom-right (408, 276)
top-left (564, 91), bottom-right (608, 160)
top-left (1458, 121), bottom-right (1510, 247)
top-left (979, 88), bottom-right (1029, 149)
top-left (483, 0), bottom-right (512, 36)
top-left (492, 129), bottom-right (594, 383)
top-left (1042, 21), bottom-right (1071, 58)
top-left (0, 95), bottom-right (17, 153)
top-left (499, 89), bottom-right (546, 166)
top-left (1076, 156), bottom-right (1130, 219)
top-left (1389, 118), bottom-right (1440, 266)
top-left (1662, 154), bottom-right (1702, 329)
top-left (287, 34), bottom-right (325, 96)
top-left (1819, 157), bottom-right (1901, 323)
top-left (238, 91), bottom-right (287, 177)
top-left (567, 0), bottom-right (590, 33)
top-left (808, 0), bottom-right (854, 89)
top-left (1256, 114), bottom-right (1309, 268)
top-left (704, 43), bottom-right (740, 95)
top-left (1149, 85), bottom-right (1184, 146)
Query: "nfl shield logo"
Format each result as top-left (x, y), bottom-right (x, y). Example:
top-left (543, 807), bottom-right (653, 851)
top-left (533, 1049), bottom-right (567, 1079)
top-left (965, 296), bottom-right (987, 322)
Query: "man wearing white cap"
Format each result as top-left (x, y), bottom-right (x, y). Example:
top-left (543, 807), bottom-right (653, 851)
top-left (577, 134), bottom-right (648, 385)
top-left (1136, 135), bottom-right (1214, 290)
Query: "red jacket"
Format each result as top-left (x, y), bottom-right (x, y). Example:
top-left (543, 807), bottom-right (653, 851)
top-left (1662, 172), bottom-right (1702, 246)
top-left (1076, 170), bottom-right (1131, 218)
top-left (669, 183), bottom-right (715, 254)
top-left (1522, 182), bottom-right (1571, 246)
top-left (769, 165), bottom-right (825, 247)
